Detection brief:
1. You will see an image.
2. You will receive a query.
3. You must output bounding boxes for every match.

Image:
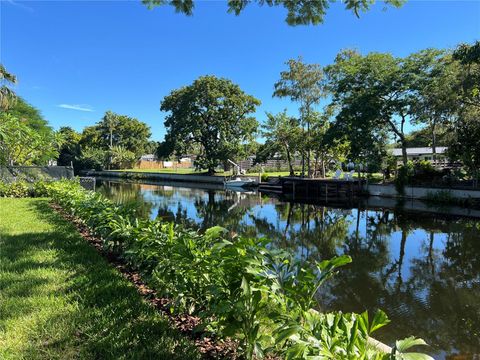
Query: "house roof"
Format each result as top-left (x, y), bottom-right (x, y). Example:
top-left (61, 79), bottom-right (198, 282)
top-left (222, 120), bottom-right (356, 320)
top-left (390, 147), bottom-right (447, 156)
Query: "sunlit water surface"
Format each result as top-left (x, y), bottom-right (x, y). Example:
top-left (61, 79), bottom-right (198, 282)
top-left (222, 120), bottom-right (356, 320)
top-left (97, 179), bottom-right (480, 359)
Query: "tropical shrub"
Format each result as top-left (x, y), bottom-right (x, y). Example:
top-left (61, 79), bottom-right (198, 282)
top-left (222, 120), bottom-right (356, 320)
top-left (0, 179), bottom-right (53, 198)
top-left (394, 161), bottom-right (414, 195)
top-left (0, 180), bottom-right (30, 197)
top-left (34, 180), bottom-right (433, 360)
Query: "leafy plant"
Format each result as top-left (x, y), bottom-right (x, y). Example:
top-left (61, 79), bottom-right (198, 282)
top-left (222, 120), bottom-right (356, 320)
top-left (390, 337), bottom-right (434, 360)
top-left (395, 161), bottom-right (414, 195)
top-left (0, 180), bottom-right (31, 197)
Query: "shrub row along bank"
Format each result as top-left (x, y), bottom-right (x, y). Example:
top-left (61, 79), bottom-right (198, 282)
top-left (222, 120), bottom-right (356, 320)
top-left (0, 198), bottom-right (202, 360)
top-left (10, 180), bottom-right (433, 360)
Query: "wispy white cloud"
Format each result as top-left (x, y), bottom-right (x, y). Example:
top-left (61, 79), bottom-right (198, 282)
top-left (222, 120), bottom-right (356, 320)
top-left (6, 0), bottom-right (34, 13)
top-left (58, 104), bottom-right (94, 112)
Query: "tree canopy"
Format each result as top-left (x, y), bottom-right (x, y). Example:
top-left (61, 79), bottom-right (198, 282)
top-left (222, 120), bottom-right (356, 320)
top-left (257, 110), bottom-right (302, 175)
top-left (57, 127), bottom-right (82, 167)
top-left (0, 92), bottom-right (59, 166)
top-left (326, 49), bottom-right (445, 166)
top-left (0, 64), bottom-right (17, 110)
top-left (159, 75), bottom-right (260, 174)
top-left (0, 114), bottom-right (60, 166)
top-left (142, 0), bottom-right (405, 26)
top-left (274, 57), bottom-right (327, 177)
top-left (452, 40), bottom-right (480, 108)
top-left (81, 111), bottom-right (152, 158)
top-left (5, 97), bottom-right (53, 137)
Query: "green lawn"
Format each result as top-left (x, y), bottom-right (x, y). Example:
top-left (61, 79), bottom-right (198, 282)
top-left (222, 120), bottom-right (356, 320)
top-left (112, 168), bottom-right (202, 174)
top-left (109, 168), bottom-right (384, 182)
top-left (0, 198), bottom-right (200, 360)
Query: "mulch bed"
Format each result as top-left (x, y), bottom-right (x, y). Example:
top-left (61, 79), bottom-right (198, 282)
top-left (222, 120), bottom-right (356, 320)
top-left (49, 203), bottom-right (239, 359)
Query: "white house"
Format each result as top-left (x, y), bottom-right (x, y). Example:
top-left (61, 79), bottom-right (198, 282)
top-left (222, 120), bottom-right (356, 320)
top-left (390, 147), bottom-right (449, 165)
top-left (140, 154), bottom-right (157, 162)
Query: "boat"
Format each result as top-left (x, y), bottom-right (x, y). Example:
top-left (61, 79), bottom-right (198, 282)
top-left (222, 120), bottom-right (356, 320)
top-left (224, 177), bottom-right (258, 189)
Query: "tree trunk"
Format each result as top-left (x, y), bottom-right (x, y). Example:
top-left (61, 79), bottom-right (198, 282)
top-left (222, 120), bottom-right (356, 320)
top-left (285, 143), bottom-right (294, 176)
top-left (428, 231), bottom-right (435, 276)
top-left (301, 148), bottom-right (305, 178)
top-left (400, 137), bottom-right (408, 166)
top-left (322, 156), bottom-right (326, 178)
top-left (307, 120), bottom-right (311, 178)
top-left (431, 119), bottom-right (437, 166)
top-left (398, 228), bottom-right (407, 282)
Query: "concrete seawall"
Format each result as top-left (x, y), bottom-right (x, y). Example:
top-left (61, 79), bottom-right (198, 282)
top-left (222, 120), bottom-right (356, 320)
top-left (88, 170), bottom-right (227, 184)
top-left (89, 171), bottom-right (480, 213)
top-left (366, 183), bottom-right (480, 199)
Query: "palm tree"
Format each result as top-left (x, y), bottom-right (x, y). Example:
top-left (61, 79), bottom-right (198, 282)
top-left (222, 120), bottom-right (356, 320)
top-left (110, 145), bottom-right (136, 169)
top-left (102, 111), bottom-right (120, 169)
top-left (0, 64), bottom-right (17, 110)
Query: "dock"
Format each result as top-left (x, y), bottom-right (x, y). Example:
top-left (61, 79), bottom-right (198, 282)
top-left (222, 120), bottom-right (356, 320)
top-left (259, 177), bottom-right (366, 202)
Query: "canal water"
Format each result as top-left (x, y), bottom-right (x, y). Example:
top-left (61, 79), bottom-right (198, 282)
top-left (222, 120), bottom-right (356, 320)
top-left (97, 179), bottom-right (480, 359)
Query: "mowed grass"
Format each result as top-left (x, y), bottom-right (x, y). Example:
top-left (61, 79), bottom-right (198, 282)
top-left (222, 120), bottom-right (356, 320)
top-left (112, 168), bottom-right (384, 182)
top-left (111, 168), bottom-right (202, 174)
top-left (0, 198), bottom-right (201, 360)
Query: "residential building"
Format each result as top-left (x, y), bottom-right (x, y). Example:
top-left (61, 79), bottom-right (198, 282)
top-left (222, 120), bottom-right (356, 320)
top-left (390, 147), bottom-right (449, 165)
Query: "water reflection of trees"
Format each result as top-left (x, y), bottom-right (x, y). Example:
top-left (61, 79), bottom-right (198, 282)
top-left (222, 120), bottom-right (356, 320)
top-left (97, 181), bottom-right (153, 218)
top-left (251, 202), bottom-right (351, 261)
top-left (98, 182), bottom-right (479, 357)
top-left (321, 212), bottom-right (480, 357)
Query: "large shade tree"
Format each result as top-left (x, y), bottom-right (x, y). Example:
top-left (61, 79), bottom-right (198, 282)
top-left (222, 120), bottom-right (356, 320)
top-left (327, 49), bottom-right (445, 166)
top-left (159, 75), bottom-right (260, 174)
top-left (452, 40), bottom-right (480, 109)
top-left (406, 49), bottom-right (455, 164)
top-left (446, 41), bottom-right (480, 183)
top-left (142, 0), bottom-right (404, 26)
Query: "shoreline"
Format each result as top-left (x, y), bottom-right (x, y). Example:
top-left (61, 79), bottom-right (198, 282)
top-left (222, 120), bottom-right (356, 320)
top-left (91, 171), bottom-right (480, 218)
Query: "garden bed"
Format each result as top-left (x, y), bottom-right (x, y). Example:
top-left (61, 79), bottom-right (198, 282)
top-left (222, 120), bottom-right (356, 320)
top-left (0, 198), bottom-right (201, 359)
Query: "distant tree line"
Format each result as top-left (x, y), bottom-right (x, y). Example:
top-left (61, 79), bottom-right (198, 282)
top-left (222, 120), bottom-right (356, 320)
top-left (0, 68), bottom-right (154, 171)
top-left (1, 40), bottom-right (478, 181)
top-left (157, 40), bottom-right (479, 182)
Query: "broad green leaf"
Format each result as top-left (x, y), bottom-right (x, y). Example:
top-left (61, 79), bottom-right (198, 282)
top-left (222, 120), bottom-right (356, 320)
top-left (396, 353), bottom-right (435, 360)
top-left (370, 309), bottom-right (390, 333)
top-left (275, 325), bottom-right (303, 344)
top-left (204, 225), bottom-right (228, 240)
top-left (285, 342), bottom-right (308, 360)
top-left (241, 276), bottom-right (251, 298)
top-left (358, 311), bottom-right (369, 335)
top-left (395, 337), bottom-right (428, 352)
top-left (347, 318), bottom-right (359, 353)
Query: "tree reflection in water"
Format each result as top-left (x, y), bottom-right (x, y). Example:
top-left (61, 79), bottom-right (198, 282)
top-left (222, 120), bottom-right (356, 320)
top-left (97, 180), bottom-right (480, 358)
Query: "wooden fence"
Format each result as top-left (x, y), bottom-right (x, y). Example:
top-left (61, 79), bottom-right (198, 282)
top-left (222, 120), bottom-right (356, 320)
top-left (134, 160), bottom-right (193, 170)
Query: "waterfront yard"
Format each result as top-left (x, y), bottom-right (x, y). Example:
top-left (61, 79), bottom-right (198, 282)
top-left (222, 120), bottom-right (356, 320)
top-left (108, 168), bottom-right (384, 182)
top-left (0, 198), bottom-right (199, 360)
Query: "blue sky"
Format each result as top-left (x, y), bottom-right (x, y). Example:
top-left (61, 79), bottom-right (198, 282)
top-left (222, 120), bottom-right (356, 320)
top-left (1, 0), bottom-right (479, 141)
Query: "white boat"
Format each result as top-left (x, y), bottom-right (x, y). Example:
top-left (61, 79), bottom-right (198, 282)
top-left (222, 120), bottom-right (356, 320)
top-left (224, 177), bottom-right (258, 188)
